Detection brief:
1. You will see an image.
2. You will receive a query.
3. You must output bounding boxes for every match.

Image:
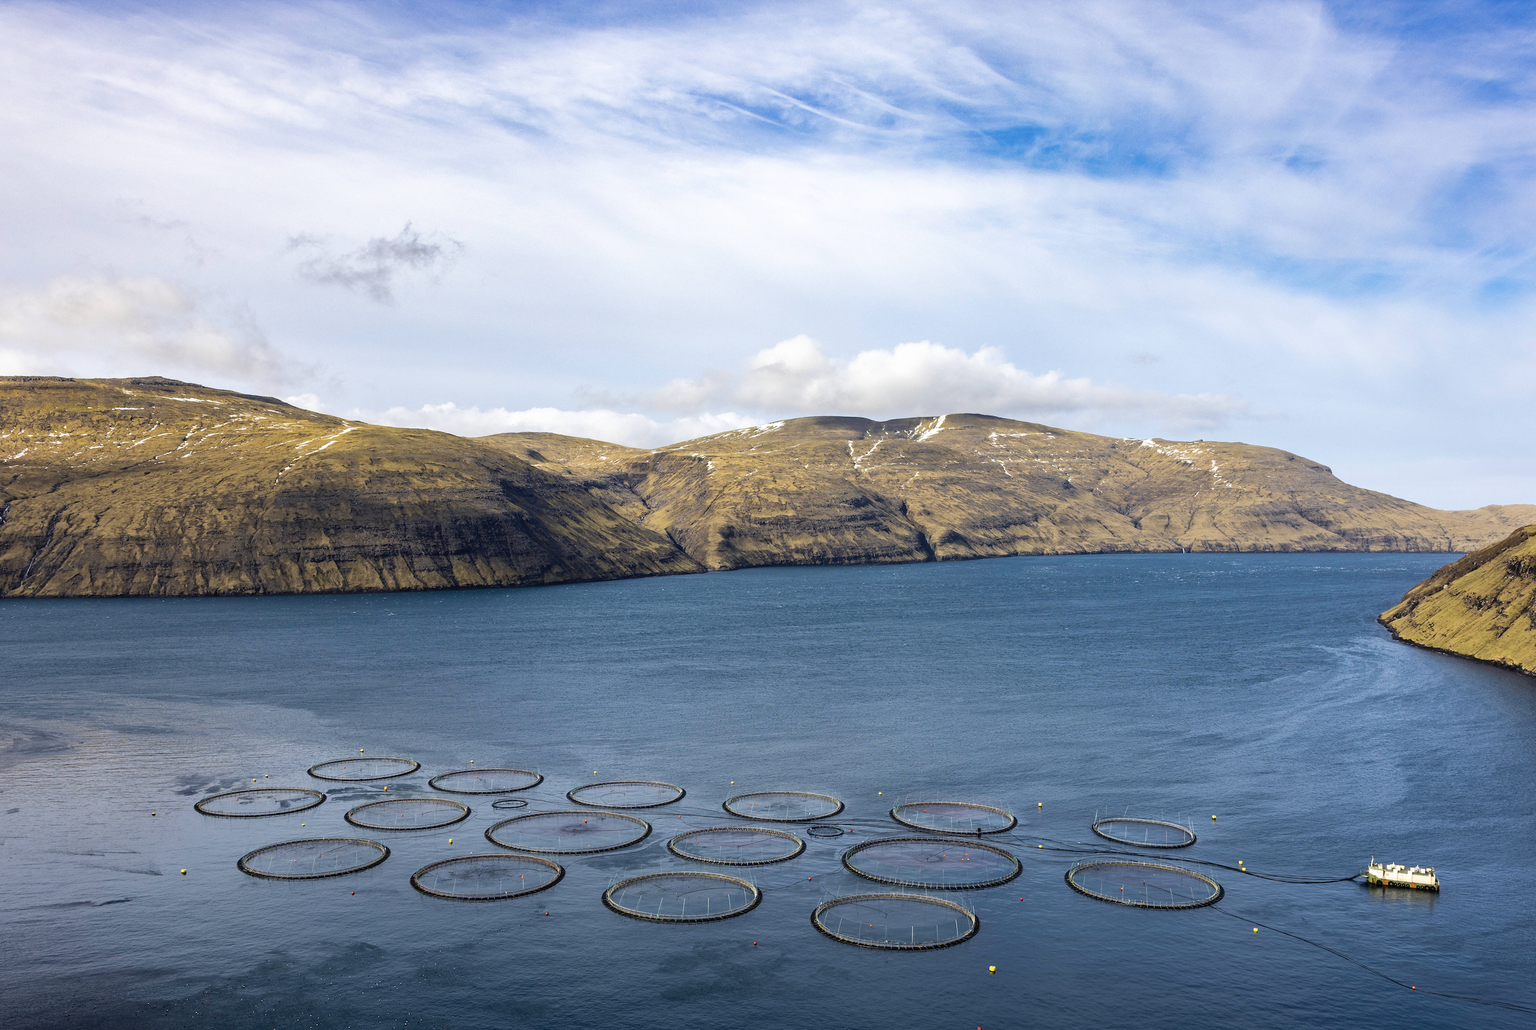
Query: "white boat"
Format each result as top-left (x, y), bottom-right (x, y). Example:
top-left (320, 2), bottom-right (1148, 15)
top-left (1365, 858), bottom-right (1439, 891)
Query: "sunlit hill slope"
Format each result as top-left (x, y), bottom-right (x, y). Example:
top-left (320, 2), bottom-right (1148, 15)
top-left (3, 377), bottom-right (1533, 597)
top-left (1380, 526), bottom-right (1536, 677)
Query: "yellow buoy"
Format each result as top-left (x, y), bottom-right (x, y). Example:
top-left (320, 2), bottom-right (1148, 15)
top-left (180, 869), bottom-right (187, 875)
top-left (1253, 927), bottom-right (1259, 933)
top-left (360, 749), bottom-right (365, 753)
top-left (988, 966), bottom-right (996, 974)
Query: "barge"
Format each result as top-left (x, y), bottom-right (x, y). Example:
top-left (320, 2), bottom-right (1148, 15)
top-left (1365, 858), bottom-right (1439, 891)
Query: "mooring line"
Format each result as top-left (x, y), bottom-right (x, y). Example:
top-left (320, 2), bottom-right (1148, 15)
top-left (1209, 905), bottom-right (1536, 1015)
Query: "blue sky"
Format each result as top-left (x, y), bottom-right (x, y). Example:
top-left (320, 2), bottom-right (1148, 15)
top-left (1, 0), bottom-right (1533, 507)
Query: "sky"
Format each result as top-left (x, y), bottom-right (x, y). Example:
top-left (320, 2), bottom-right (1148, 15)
top-left (1, 0), bottom-right (1533, 508)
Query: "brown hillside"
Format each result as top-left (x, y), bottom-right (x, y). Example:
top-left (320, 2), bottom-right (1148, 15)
top-left (1379, 526), bottom-right (1536, 677)
top-left (482, 414), bottom-right (1530, 570)
top-left (0, 377), bottom-right (699, 597)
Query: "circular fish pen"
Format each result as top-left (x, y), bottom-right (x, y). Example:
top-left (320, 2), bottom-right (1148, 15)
top-left (807, 825), bottom-right (845, 838)
top-left (1065, 860), bottom-right (1223, 908)
top-left (485, 810), bottom-right (651, 854)
top-left (308, 758), bottom-right (420, 782)
top-left (812, 893), bottom-right (978, 950)
top-left (429, 768), bottom-right (542, 794)
top-left (668, 827), bottom-right (805, 866)
top-left (1091, 817), bottom-right (1197, 848)
top-left (889, 802), bottom-right (1015, 835)
top-left (723, 791), bottom-right (843, 822)
top-left (491, 798), bottom-right (529, 810)
top-left (843, 837), bottom-right (1021, 890)
top-left (567, 780), bottom-right (684, 809)
top-left (194, 788), bottom-right (324, 818)
top-left (410, 854), bottom-right (564, 901)
top-left (344, 797), bottom-right (470, 831)
top-left (237, 838), bottom-right (390, 880)
top-left (603, 872), bottom-right (760, 922)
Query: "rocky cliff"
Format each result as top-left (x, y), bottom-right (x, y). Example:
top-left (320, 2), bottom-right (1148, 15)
top-left (483, 414), bottom-right (1534, 570)
top-left (1379, 526), bottom-right (1536, 677)
top-left (0, 377), bottom-right (700, 597)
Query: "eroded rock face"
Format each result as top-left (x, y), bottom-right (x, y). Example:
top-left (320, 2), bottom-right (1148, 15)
top-left (1379, 527), bottom-right (1536, 677)
top-left (482, 414), bottom-right (1536, 570)
top-left (0, 377), bottom-right (700, 596)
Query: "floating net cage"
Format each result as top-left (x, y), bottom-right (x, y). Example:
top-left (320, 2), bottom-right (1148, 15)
top-left (723, 791), bottom-right (844, 822)
top-left (890, 801), bottom-right (1016, 835)
top-left (668, 827), bottom-right (806, 866)
top-left (1091, 817), bottom-right (1197, 849)
top-left (842, 837), bottom-right (1021, 890)
top-left (1065, 860), bottom-right (1223, 909)
top-left (603, 871), bottom-right (760, 922)
top-left (486, 810), bottom-right (651, 854)
top-left (807, 825), bottom-right (845, 838)
top-left (308, 758), bottom-right (420, 782)
top-left (195, 788), bottom-right (324, 818)
top-left (237, 838), bottom-right (390, 880)
top-left (491, 798), bottom-right (529, 810)
top-left (429, 768), bottom-right (542, 794)
top-left (812, 893), bottom-right (978, 950)
top-left (410, 854), bottom-right (564, 901)
top-left (567, 780), bottom-right (684, 809)
top-left (345, 797), bottom-right (470, 831)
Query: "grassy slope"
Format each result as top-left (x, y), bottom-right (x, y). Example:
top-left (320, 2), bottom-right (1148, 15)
top-left (1379, 526), bottom-right (1536, 677)
top-left (0, 377), bottom-right (700, 597)
top-left (482, 414), bottom-right (1535, 571)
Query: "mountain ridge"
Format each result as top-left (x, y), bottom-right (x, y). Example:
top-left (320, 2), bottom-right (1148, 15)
top-left (481, 413), bottom-right (1534, 570)
top-left (3, 376), bottom-right (1532, 597)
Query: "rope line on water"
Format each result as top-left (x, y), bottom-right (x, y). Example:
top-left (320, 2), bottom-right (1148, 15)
top-left (1208, 905), bottom-right (1536, 1015)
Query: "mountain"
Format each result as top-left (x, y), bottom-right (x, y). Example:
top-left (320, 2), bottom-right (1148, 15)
top-left (0, 377), bottom-right (699, 597)
top-left (482, 414), bottom-right (1534, 570)
top-left (5, 379), bottom-right (1531, 598)
top-left (1379, 526), bottom-right (1536, 677)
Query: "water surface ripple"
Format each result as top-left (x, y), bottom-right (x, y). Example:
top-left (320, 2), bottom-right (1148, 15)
top-left (2, 554), bottom-right (1533, 1028)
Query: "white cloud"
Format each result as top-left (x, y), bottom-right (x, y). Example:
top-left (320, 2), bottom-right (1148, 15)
top-left (0, 274), bottom-right (296, 384)
top-left (339, 401), bottom-right (755, 449)
top-left (648, 336), bottom-right (1246, 429)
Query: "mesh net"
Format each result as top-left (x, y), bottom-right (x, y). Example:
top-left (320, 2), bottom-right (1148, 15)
top-left (1091, 817), bottom-right (1197, 848)
top-left (428, 768), bottom-right (542, 794)
top-left (410, 854), bottom-right (564, 900)
top-left (812, 893), bottom-right (978, 950)
top-left (1065, 860), bottom-right (1223, 908)
top-left (237, 838), bottom-right (390, 880)
top-left (485, 810), bottom-right (651, 854)
top-left (344, 797), bottom-right (470, 830)
top-left (307, 758), bottom-right (419, 782)
top-left (890, 802), bottom-right (1015, 835)
top-left (566, 780), bottom-right (684, 809)
top-left (722, 791), bottom-right (843, 822)
top-left (195, 788), bottom-right (324, 818)
top-left (603, 872), bottom-right (760, 922)
top-left (668, 827), bottom-right (805, 866)
top-left (842, 837), bottom-right (1021, 890)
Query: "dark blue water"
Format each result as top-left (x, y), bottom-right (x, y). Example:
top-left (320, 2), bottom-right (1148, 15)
top-left (3, 554), bottom-right (1534, 1028)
